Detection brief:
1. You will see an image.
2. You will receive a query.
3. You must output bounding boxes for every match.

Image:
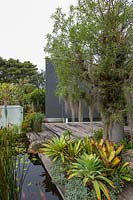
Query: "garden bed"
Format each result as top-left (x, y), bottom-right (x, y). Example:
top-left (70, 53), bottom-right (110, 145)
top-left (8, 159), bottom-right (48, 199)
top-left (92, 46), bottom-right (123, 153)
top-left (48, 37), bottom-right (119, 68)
top-left (39, 131), bottom-right (133, 200)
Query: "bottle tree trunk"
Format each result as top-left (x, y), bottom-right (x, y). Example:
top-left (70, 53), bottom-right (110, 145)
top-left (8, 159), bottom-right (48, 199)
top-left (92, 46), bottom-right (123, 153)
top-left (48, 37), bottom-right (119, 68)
top-left (110, 122), bottom-right (124, 143)
top-left (101, 110), bottom-right (124, 142)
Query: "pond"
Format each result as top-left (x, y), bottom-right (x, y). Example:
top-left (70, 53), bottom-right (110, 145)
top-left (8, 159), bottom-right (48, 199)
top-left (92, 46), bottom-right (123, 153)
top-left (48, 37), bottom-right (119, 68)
top-left (15, 154), bottom-right (62, 200)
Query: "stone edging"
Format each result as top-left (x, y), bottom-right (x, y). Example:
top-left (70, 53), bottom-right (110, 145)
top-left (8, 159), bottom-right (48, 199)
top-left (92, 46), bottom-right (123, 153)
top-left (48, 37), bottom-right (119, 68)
top-left (38, 153), bottom-right (65, 200)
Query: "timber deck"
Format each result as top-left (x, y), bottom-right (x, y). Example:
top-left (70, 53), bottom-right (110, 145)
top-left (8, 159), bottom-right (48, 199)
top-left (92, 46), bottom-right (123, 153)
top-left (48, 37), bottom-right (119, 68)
top-left (43, 122), bottom-right (103, 138)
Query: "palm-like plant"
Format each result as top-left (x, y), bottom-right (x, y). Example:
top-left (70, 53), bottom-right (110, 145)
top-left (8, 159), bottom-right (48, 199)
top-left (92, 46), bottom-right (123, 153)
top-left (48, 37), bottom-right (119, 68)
top-left (68, 153), bottom-right (114, 200)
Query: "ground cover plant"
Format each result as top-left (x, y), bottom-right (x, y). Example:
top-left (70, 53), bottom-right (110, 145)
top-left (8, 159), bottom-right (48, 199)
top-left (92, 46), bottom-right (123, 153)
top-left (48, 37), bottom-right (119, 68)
top-left (42, 131), bottom-right (132, 200)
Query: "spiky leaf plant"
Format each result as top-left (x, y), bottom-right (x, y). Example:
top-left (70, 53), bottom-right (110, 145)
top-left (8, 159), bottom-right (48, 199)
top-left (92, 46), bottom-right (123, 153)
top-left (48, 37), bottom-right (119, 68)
top-left (41, 131), bottom-right (71, 163)
top-left (68, 153), bottom-right (114, 200)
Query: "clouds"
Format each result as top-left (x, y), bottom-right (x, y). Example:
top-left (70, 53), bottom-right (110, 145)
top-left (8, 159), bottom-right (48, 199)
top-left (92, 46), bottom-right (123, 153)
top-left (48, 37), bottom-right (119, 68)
top-left (0, 0), bottom-right (77, 70)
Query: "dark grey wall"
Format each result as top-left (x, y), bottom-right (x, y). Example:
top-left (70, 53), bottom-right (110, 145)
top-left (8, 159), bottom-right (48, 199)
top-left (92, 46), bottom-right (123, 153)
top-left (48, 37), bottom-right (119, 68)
top-left (45, 60), bottom-right (65, 118)
top-left (45, 60), bottom-right (100, 120)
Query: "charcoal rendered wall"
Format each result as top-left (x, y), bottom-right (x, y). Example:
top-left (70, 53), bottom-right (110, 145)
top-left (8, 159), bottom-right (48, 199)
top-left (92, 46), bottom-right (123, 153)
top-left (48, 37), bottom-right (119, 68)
top-left (45, 60), bottom-right (100, 120)
top-left (45, 60), bottom-right (65, 118)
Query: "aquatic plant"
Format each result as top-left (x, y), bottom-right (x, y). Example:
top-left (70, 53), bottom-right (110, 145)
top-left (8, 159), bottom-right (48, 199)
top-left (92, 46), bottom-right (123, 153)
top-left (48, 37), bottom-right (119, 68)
top-left (0, 127), bottom-right (29, 200)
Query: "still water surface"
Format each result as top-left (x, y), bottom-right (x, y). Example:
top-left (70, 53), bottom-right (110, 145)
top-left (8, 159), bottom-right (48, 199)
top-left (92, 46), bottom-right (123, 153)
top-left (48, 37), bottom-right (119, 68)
top-left (17, 154), bottom-right (62, 200)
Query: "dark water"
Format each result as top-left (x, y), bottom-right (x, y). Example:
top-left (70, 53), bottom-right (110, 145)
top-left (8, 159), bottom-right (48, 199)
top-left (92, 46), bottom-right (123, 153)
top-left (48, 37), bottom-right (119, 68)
top-left (17, 154), bottom-right (62, 200)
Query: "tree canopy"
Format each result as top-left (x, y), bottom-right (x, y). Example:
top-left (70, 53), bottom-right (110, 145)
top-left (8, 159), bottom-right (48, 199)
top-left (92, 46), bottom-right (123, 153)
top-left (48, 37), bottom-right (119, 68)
top-left (0, 57), bottom-right (45, 88)
top-left (45, 0), bottom-right (132, 142)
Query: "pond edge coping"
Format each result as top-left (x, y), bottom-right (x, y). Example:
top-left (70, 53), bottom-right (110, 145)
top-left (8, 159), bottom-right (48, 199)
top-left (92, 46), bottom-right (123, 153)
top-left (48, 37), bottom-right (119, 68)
top-left (38, 153), bottom-right (65, 200)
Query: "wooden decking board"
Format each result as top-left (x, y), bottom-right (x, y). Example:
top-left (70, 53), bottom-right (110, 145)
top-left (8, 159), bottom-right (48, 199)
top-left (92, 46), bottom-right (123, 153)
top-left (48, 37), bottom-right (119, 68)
top-left (44, 122), bottom-right (103, 138)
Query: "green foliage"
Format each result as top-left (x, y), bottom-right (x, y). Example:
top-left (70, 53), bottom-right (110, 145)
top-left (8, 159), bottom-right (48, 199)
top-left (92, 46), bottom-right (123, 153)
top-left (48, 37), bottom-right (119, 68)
top-left (0, 127), bottom-right (28, 199)
top-left (42, 132), bottom-right (70, 162)
top-left (43, 133), bottom-right (132, 200)
top-left (68, 153), bottom-right (114, 200)
top-left (0, 57), bottom-right (45, 87)
top-left (116, 162), bottom-right (131, 183)
top-left (50, 160), bottom-right (66, 185)
top-left (45, 0), bottom-right (132, 140)
top-left (94, 129), bottom-right (103, 141)
top-left (118, 138), bottom-right (133, 150)
top-left (22, 112), bottom-right (36, 133)
top-left (64, 178), bottom-right (89, 200)
top-left (82, 137), bottom-right (96, 155)
top-left (31, 112), bottom-right (44, 132)
top-left (29, 88), bottom-right (45, 112)
top-left (65, 138), bottom-right (84, 162)
top-left (0, 83), bottom-right (22, 105)
top-left (22, 112), bottom-right (44, 133)
top-left (95, 139), bottom-right (124, 170)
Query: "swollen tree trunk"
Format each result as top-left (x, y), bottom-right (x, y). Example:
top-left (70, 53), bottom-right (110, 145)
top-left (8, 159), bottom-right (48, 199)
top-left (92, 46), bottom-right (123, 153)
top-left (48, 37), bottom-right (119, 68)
top-left (103, 120), bottom-right (124, 142)
top-left (110, 122), bottom-right (124, 143)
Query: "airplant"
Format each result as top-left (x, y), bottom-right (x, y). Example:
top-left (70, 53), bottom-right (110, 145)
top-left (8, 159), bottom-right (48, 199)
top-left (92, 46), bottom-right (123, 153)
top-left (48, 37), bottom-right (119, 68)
top-left (68, 153), bottom-right (114, 200)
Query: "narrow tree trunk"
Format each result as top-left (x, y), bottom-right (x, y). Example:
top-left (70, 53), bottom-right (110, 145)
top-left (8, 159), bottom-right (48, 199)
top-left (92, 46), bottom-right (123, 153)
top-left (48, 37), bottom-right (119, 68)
top-left (4, 100), bottom-right (8, 127)
top-left (70, 100), bottom-right (75, 122)
top-left (128, 112), bottom-right (133, 148)
top-left (31, 101), bottom-right (34, 112)
top-left (125, 87), bottom-right (133, 147)
top-left (78, 100), bottom-right (83, 122)
top-left (89, 105), bottom-right (93, 123)
top-left (89, 104), bottom-right (94, 132)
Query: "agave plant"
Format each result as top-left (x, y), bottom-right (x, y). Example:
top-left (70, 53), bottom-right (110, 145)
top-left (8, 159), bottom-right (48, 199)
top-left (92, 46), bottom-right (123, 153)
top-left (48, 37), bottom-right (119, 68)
top-left (68, 153), bottom-right (114, 200)
top-left (41, 132), bottom-right (71, 163)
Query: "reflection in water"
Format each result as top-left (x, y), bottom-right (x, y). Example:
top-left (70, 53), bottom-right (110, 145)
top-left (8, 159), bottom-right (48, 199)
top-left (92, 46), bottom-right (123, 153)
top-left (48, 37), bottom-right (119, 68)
top-left (17, 154), bottom-right (62, 200)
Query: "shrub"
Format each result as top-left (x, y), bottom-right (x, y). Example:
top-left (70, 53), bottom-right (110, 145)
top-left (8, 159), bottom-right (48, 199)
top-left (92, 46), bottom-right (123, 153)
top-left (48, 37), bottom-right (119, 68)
top-left (31, 112), bottom-right (44, 132)
top-left (21, 112), bottom-right (36, 133)
top-left (22, 112), bottom-right (44, 133)
top-left (93, 129), bottom-right (103, 141)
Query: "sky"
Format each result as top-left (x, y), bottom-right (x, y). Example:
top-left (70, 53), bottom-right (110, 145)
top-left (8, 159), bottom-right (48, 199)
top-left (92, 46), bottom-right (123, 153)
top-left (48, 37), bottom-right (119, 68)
top-left (0, 0), bottom-right (77, 71)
